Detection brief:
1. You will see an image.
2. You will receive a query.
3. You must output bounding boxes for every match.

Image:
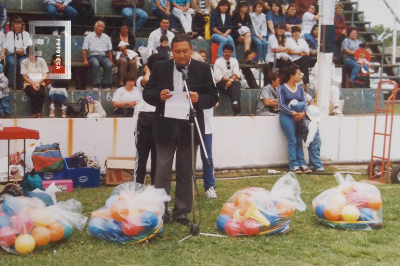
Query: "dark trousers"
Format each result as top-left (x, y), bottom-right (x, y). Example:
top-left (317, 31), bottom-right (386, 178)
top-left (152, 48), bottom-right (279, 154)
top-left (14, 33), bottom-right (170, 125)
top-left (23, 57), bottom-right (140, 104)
top-left (292, 56), bottom-right (310, 85)
top-left (217, 80), bottom-right (241, 115)
top-left (192, 13), bottom-right (205, 36)
top-left (73, 5), bottom-right (95, 34)
top-left (134, 114), bottom-right (157, 185)
top-left (72, 66), bottom-right (87, 90)
top-left (269, 59), bottom-right (290, 76)
top-left (25, 85), bottom-right (46, 114)
top-left (114, 107), bottom-right (135, 117)
top-left (155, 142), bottom-right (197, 222)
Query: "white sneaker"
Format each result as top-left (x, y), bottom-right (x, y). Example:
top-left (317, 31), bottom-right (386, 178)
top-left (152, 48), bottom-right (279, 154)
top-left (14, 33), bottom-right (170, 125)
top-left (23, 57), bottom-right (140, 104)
top-left (197, 36), bottom-right (203, 39)
top-left (205, 187), bottom-right (217, 199)
top-left (332, 108), bottom-right (344, 117)
top-left (361, 68), bottom-right (367, 74)
top-left (93, 87), bottom-right (99, 91)
top-left (52, 31), bottom-right (58, 36)
top-left (103, 87), bottom-right (111, 91)
top-left (256, 60), bottom-right (263, 65)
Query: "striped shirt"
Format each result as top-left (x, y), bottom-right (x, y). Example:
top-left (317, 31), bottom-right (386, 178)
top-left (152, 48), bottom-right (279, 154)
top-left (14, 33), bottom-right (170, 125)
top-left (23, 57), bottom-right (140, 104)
top-left (200, 0), bottom-right (205, 11)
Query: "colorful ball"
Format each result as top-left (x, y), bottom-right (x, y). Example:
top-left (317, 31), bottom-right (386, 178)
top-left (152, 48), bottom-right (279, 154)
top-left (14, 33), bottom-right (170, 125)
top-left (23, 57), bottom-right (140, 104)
top-left (47, 222), bottom-right (65, 242)
top-left (262, 208), bottom-right (279, 225)
top-left (0, 226), bottom-right (17, 247)
top-left (358, 208), bottom-right (374, 221)
top-left (346, 191), bottom-right (367, 208)
top-left (341, 205), bottom-right (360, 222)
top-left (221, 203), bottom-right (237, 217)
top-left (241, 219), bottom-right (259, 236)
top-left (31, 209), bottom-right (53, 227)
top-left (329, 194), bottom-right (347, 206)
top-left (141, 211), bottom-right (158, 230)
top-left (324, 204), bottom-right (342, 221)
top-left (106, 220), bottom-right (123, 236)
top-left (216, 215), bottom-right (232, 232)
top-left (128, 208), bottom-right (142, 218)
top-left (314, 204), bottom-right (326, 220)
top-left (2, 198), bottom-right (21, 217)
top-left (88, 218), bottom-right (107, 237)
top-left (0, 216), bottom-right (12, 228)
top-left (31, 226), bottom-right (51, 247)
top-left (122, 217), bottom-right (141, 236)
top-left (15, 234), bottom-right (35, 254)
top-left (276, 200), bottom-right (294, 218)
top-left (111, 200), bottom-right (129, 222)
top-left (233, 209), bottom-right (245, 223)
top-left (224, 219), bottom-right (241, 236)
top-left (234, 193), bottom-right (250, 207)
top-left (60, 222), bottom-right (73, 239)
top-left (367, 194), bottom-right (382, 210)
top-left (13, 214), bottom-right (34, 234)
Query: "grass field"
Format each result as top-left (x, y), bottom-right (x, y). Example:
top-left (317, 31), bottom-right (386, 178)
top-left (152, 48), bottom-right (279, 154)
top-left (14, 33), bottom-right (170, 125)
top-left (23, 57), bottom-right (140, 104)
top-left (1, 171), bottom-right (400, 266)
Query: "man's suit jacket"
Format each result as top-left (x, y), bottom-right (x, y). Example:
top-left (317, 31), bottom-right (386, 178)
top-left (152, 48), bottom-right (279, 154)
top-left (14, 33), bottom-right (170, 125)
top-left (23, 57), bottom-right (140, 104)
top-left (143, 59), bottom-right (218, 147)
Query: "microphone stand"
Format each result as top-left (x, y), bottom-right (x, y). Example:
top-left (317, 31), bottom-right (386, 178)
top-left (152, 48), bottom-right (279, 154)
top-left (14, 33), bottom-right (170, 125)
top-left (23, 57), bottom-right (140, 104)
top-left (178, 69), bottom-right (226, 242)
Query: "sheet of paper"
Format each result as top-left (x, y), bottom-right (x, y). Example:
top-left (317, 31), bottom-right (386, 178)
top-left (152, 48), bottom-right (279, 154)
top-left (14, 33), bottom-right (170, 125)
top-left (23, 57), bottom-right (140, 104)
top-left (203, 108), bottom-right (213, 118)
top-left (164, 91), bottom-right (190, 120)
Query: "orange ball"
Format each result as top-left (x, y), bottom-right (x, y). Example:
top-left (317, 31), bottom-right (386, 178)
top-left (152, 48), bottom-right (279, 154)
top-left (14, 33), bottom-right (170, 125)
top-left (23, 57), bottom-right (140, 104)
top-left (221, 203), bottom-right (237, 217)
top-left (31, 226), bottom-right (51, 247)
top-left (234, 194), bottom-right (250, 207)
top-left (276, 200), bottom-right (294, 218)
top-left (324, 204), bottom-right (342, 221)
top-left (367, 194), bottom-right (382, 210)
top-left (111, 200), bottom-right (129, 222)
top-left (47, 222), bottom-right (64, 242)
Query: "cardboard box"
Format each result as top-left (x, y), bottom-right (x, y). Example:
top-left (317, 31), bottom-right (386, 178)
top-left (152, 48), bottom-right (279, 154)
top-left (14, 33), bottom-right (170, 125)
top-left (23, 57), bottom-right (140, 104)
top-left (105, 157), bottom-right (135, 185)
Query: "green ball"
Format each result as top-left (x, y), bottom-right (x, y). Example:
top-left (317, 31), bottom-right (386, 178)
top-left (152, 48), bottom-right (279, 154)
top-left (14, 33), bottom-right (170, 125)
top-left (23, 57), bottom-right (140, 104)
top-left (60, 222), bottom-right (73, 239)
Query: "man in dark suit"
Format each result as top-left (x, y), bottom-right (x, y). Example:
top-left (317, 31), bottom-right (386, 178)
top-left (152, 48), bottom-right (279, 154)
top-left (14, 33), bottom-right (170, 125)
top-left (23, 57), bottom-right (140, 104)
top-left (143, 34), bottom-right (218, 226)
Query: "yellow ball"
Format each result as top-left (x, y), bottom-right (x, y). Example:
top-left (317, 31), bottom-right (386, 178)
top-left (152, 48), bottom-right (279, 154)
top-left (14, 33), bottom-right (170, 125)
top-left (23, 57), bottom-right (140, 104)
top-left (15, 234), bottom-right (35, 254)
top-left (341, 205), bottom-right (360, 222)
top-left (128, 208), bottom-right (142, 218)
top-left (330, 194), bottom-right (347, 207)
top-left (233, 209), bottom-right (245, 223)
top-left (31, 209), bottom-right (53, 227)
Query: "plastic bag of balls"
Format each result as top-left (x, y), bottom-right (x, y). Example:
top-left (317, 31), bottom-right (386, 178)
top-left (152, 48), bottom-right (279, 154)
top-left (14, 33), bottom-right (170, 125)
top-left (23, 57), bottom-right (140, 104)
top-left (0, 197), bottom-right (88, 254)
top-left (88, 182), bottom-right (171, 244)
top-left (216, 173), bottom-right (306, 236)
top-left (312, 173), bottom-right (382, 230)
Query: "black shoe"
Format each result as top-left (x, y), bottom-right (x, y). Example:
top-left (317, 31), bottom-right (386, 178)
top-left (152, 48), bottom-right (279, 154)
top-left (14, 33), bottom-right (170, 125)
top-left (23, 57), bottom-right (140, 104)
top-left (175, 218), bottom-right (191, 226)
top-left (232, 102), bottom-right (241, 116)
top-left (162, 216), bottom-right (170, 225)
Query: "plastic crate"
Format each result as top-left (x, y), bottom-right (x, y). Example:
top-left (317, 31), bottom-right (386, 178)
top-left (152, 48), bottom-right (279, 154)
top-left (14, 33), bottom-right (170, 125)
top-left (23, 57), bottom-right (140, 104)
top-left (38, 168), bottom-right (66, 180)
top-left (64, 158), bottom-right (100, 188)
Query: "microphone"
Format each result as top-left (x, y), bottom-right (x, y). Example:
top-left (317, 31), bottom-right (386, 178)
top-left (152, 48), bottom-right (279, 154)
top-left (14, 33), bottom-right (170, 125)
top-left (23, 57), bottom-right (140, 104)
top-left (176, 63), bottom-right (188, 80)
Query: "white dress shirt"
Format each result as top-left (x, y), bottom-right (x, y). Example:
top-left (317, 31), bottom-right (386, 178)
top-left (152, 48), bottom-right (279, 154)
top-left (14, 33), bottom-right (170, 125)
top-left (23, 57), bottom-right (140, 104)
top-left (286, 37), bottom-right (310, 61)
top-left (213, 57), bottom-right (240, 82)
top-left (4, 31), bottom-right (31, 54)
top-left (173, 60), bottom-right (190, 92)
top-left (147, 28), bottom-right (175, 53)
top-left (134, 76), bottom-right (156, 114)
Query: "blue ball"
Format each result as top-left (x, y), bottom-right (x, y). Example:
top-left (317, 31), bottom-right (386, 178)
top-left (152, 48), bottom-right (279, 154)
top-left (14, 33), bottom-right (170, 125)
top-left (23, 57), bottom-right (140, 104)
top-left (141, 211), bottom-right (158, 230)
top-left (315, 204), bottom-right (326, 220)
top-left (262, 208), bottom-right (280, 225)
top-left (358, 208), bottom-right (374, 221)
top-left (157, 226), bottom-right (163, 235)
top-left (2, 198), bottom-right (21, 217)
top-left (0, 216), bottom-right (12, 228)
top-left (88, 218), bottom-right (107, 237)
top-left (60, 222), bottom-right (74, 239)
top-left (216, 215), bottom-right (232, 232)
top-left (106, 219), bottom-right (123, 236)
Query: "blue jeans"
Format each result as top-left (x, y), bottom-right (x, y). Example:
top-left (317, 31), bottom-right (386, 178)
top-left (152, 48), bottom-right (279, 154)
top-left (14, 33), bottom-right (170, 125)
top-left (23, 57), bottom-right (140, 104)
top-left (279, 111), bottom-right (306, 170)
top-left (44, 4), bottom-right (78, 32)
top-left (251, 34), bottom-right (267, 60)
top-left (211, 33), bottom-right (236, 59)
top-left (121, 7), bottom-right (149, 34)
top-left (88, 55), bottom-right (112, 87)
top-left (345, 57), bottom-right (368, 83)
top-left (200, 134), bottom-right (215, 191)
top-left (0, 96), bottom-right (10, 115)
top-left (153, 8), bottom-right (178, 30)
top-left (308, 130), bottom-right (323, 169)
top-left (7, 54), bottom-right (27, 87)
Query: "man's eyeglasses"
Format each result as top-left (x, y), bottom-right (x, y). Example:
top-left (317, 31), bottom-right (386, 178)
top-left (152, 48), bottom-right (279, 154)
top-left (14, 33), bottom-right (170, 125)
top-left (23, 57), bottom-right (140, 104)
top-left (227, 60), bottom-right (231, 70)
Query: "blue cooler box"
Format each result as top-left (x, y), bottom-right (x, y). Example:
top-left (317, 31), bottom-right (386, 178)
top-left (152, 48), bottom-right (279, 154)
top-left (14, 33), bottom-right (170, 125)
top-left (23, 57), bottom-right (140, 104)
top-left (64, 158), bottom-right (100, 188)
top-left (38, 168), bottom-right (66, 180)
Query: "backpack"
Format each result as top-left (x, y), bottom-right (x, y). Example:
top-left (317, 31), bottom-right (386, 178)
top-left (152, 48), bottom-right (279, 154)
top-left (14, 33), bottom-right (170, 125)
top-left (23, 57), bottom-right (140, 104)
top-left (20, 174), bottom-right (44, 195)
top-left (31, 143), bottom-right (64, 174)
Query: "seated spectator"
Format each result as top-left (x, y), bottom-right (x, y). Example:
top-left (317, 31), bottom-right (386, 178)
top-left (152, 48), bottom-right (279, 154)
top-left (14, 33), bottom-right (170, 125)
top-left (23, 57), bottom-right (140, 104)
top-left (0, 3), bottom-right (6, 32)
top-left (46, 54), bottom-right (68, 118)
top-left (286, 26), bottom-right (310, 86)
top-left (266, 1), bottom-right (286, 36)
top-left (2, 17), bottom-right (31, 89)
top-left (191, 0), bottom-right (212, 38)
top-left (284, 3), bottom-right (301, 35)
top-left (112, 0), bottom-right (148, 35)
top-left (211, 0), bottom-right (236, 14)
top-left (231, 1), bottom-right (252, 62)
top-left (211, 0), bottom-right (236, 59)
top-left (0, 63), bottom-right (10, 118)
top-left (44, 0), bottom-right (78, 35)
top-left (82, 20), bottom-right (113, 90)
top-left (300, 3), bottom-right (319, 36)
top-left (156, 35), bottom-right (172, 59)
top-left (354, 43), bottom-right (371, 74)
top-left (172, 0), bottom-right (197, 38)
top-left (148, 19), bottom-right (175, 54)
top-left (112, 72), bottom-right (139, 117)
top-left (198, 49), bottom-right (207, 62)
top-left (341, 28), bottom-right (368, 88)
top-left (21, 46), bottom-right (48, 118)
top-left (213, 44), bottom-right (241, 115)
top-left (112, 21), bottom-right (137, 87)
top-left (266, 23), bottom-right (290, 74)
top-left (256, 73), bottom-right (280, 116)
top-left (70, 0), bottom-right (95, 36)
top-left (250, 1), bottom-right (268, 64)
top-left (334, 2), bottom-right (347, 61)
top-left (294, 0), bottom-right (315, 16)
top-left (153, 0), bottom-right (178, 32)
top-left (303, 24), bottom-right (317, 66)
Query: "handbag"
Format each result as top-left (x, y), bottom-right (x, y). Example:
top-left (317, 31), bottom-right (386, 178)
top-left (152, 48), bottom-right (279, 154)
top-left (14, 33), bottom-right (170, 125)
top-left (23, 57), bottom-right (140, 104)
top-left (64, 97), bottom-right (88, 118)
top-left (31, 143), bottom-right (64, 174)
top-left (50, 67), bottom-right (68, 89)
top-left (138, 112), bottom-right (155, 127)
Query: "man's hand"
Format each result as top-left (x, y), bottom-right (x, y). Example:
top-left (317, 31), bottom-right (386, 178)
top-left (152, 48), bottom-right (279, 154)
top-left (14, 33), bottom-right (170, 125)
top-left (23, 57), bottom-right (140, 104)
top-left (58, 4), bottom-right (65, 10)
top-left (127, 101), bottom-right (137, 107)
top-left (183, 7), bottom-right (189, 12)
top-left (165, 10), bottom-right (171, 16)
top-left (16, 49), bottom-right (24, 56)
top-left (188, 91), bottom-right (199, 103)
top-left (258, 36), bottom-right (263, 41)
top-left (226, 79), bottom-right (232, 88)
top-left (83, 61), bottom-right (90, 67)
top-left (160, 89), bottom-right (173, 101)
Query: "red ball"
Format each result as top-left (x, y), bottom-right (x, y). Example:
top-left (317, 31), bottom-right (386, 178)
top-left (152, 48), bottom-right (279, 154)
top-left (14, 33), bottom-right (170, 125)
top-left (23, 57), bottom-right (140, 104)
top-left (13, 214), bottom-right (34, 234)
top-left (122, 217), bottom-right (141, 236)
top-left (224, 219), bottom-right (241, 236)
top-left (0, 226), bottom-right (17, 247)
top-left (346, 191), bottom-right (367, 208)
top-left (241, 219), bottom-right (259, 236)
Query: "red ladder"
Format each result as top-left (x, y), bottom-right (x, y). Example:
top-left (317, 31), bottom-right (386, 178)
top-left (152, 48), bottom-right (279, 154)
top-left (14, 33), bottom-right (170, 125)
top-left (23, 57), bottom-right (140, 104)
top-left (370, 80), bottom-right (399, 183)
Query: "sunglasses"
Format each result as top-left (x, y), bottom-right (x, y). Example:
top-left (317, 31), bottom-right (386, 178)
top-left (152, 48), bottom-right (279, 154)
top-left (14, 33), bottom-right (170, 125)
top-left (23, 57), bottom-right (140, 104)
top-left (227, 60), bottom-right (231, 70)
